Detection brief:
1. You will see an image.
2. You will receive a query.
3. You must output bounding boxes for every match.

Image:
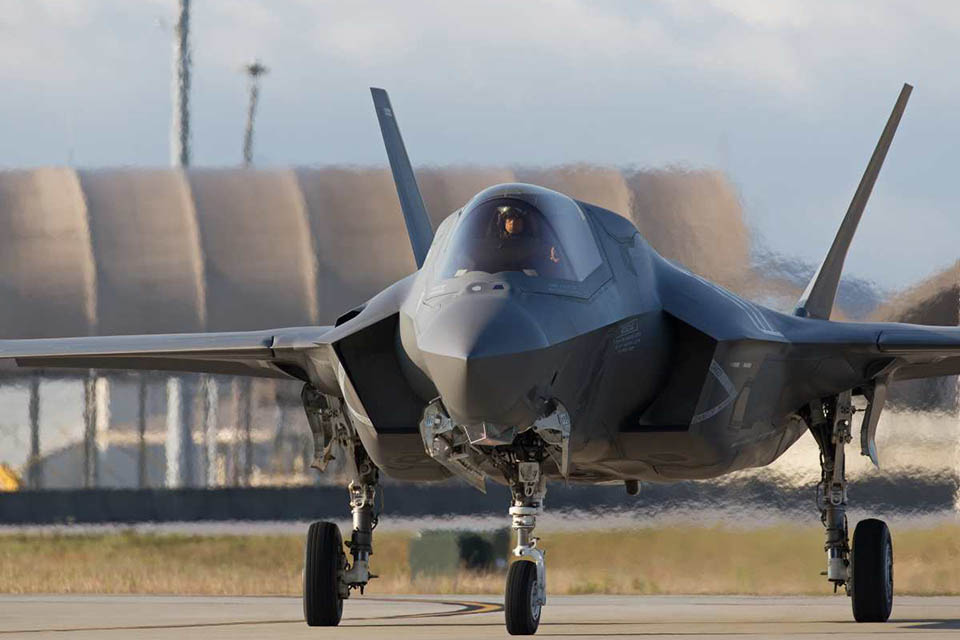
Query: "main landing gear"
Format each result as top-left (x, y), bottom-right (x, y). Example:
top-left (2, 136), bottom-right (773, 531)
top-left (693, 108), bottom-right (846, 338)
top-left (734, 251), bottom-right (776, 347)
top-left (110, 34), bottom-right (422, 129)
top-left (808, 393), bottom-right (893, 623)
top-left (303, 461), bottom-right (380, 626)
top-left (301, 390), bottom-right (380, 627)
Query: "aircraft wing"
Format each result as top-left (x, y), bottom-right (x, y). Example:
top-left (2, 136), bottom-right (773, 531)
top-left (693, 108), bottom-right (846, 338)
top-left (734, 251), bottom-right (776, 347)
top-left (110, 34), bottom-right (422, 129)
top-left (876, 325), bottom-right (960, 381)
top-left (0, 326), bottom-right (335, 384)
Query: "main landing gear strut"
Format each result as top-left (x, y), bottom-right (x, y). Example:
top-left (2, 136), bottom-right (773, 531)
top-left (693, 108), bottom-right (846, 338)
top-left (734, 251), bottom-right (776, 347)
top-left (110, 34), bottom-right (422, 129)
top-left (301, 390), bottom-right (379, 627)
top-left (303, 456), bottom-right (379, 626)
top-left (808, 392), bottom-right (893, 623)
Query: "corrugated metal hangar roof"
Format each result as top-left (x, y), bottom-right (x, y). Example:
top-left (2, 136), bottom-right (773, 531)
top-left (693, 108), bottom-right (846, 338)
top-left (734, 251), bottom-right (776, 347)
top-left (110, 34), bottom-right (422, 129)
top-left (0, 166), bottom-right (953, 339)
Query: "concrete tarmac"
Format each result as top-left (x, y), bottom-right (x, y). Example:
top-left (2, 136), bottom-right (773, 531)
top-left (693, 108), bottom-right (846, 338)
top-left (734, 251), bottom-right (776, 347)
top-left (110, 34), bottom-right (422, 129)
top-left (1, 594), bottom-right (958, 639)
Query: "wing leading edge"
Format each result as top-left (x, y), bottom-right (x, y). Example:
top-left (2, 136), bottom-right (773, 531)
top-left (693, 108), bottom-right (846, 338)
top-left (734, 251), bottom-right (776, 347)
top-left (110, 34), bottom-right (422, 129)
top-left (0, 326), bottom-right (336, 385)
top-left (784, 319), bottom-right (960, 467)
top-left (875, 325), bottom-right (960, 381)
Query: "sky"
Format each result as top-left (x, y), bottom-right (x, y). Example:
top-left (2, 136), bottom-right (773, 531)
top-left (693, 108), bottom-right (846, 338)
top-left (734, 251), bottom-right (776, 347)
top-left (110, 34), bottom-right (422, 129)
top-left (0, 0), bottom-right (958, 290)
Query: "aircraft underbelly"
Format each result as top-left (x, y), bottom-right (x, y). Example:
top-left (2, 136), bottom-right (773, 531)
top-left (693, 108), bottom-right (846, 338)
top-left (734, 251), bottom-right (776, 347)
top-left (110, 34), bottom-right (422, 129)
top-left (587, 414), bottom-right (804, 482)
top-left (336, 305), bottom-right (811, 484)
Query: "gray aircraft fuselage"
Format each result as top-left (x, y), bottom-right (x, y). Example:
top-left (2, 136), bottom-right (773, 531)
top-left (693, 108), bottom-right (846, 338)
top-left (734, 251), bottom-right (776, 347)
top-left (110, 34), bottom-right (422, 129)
top-left (327, 182), bottom-right (887, 486)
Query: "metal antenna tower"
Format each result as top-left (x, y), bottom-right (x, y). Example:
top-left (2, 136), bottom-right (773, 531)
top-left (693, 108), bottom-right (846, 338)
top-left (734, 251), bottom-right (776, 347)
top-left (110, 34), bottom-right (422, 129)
top-left (242, 60), bottom-right (269, 166)
top-left (171, 0), bottom-right (191, 167)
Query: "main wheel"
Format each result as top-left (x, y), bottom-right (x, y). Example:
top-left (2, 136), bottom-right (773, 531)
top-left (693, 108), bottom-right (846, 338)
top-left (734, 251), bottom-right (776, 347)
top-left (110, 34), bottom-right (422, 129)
top-left (303, 521), bottom-right (345, 626)
top-left (505, 560), bottom-right (541, 635)
top-left (851, 518), bottom-right (893, 622)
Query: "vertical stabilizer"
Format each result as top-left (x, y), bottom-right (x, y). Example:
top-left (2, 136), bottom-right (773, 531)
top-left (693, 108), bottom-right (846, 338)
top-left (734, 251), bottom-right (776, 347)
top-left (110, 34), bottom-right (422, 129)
top-left (795, 83), bottom-right (912, 319)
top-left (370, 88), bottom-right (434, 268)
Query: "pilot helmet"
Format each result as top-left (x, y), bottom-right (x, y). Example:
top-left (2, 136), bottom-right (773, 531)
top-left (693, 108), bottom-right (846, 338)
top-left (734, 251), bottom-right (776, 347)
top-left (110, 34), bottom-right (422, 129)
top-left (497, 205), bottom-right (527, 236)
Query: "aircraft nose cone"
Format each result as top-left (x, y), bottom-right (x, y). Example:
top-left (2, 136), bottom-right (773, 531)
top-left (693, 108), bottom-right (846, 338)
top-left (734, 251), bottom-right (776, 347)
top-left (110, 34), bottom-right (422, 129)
top-left (418, 295), bottom-right (548, 361)
top-left (417, 295), bottom-right (552, 427)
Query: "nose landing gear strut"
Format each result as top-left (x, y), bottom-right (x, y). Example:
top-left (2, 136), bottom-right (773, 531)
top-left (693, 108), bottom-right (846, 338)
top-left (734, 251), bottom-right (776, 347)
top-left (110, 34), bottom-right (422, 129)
top-left (420, 400), bottom-right (570, 635)
top-left (496, 446), bottom-right (547, 635)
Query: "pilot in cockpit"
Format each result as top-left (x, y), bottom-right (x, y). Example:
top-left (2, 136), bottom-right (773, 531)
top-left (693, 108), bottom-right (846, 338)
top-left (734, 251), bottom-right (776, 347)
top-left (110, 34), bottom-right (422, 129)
top-left (441, 195), bottom-right (580, 280)
top-left (497, 206), bottom-right (563, 272)
top-left (499, 206), bottom-right (526, 238)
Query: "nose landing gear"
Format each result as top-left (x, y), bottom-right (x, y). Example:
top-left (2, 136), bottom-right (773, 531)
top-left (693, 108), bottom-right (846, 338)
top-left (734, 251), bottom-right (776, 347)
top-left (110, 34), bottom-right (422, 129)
top-left (422, 401), bottom-right (569, 635)
top-left (498, 454), bottom-right (547, 635)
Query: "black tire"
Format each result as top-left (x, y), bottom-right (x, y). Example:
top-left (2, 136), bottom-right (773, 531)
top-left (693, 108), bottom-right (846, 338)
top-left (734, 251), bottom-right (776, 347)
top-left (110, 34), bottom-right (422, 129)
top-left (851, 518), bottom-right (893, 623)
top-left (505, 560), bottom-right (541, 635)
top-left (303, 521), bottom-right (344, 626)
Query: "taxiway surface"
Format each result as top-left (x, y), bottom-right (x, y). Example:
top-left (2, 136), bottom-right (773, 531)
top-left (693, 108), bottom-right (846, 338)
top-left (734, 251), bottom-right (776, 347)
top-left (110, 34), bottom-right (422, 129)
top-left (1, 594), bottom-right (958, 639)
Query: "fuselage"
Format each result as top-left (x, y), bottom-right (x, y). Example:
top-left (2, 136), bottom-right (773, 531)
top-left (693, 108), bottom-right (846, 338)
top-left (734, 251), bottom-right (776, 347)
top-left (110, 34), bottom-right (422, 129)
top-left (329, 183), bottom-right (881, 485)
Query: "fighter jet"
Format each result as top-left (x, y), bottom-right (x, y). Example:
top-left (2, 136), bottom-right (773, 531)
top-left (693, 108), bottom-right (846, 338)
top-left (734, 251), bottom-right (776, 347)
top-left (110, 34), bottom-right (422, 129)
top-left (0, 83), bottom-right (954, 634)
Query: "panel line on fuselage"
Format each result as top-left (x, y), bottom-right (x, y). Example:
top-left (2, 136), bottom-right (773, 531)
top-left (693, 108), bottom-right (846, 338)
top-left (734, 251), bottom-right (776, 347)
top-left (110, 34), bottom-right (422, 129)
top-left (688, 272), bottom-right (784, 338)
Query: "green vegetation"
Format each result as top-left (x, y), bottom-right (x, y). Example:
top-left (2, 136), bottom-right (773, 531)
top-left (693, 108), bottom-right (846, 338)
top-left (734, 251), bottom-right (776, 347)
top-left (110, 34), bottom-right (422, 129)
top-left (2, 524), bottom-right (959, 595)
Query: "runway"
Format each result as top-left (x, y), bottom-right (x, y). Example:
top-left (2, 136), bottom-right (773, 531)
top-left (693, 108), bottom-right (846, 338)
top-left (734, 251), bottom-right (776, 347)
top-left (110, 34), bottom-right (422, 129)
top-left (1, 594), bottom-right (958, 639)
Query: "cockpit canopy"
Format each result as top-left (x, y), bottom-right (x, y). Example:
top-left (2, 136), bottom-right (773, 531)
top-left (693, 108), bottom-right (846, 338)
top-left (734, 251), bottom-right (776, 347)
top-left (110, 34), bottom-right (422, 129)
top-left (437, 184), bottom-right (603, 282)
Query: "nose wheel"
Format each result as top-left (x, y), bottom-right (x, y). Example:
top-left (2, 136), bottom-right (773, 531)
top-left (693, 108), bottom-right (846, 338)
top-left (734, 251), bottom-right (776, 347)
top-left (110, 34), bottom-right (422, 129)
top-left (506, 560), bottom-right (542, 634)
top-left (499, 457), bottom-right (547, 635)
top-left (851, 518), bottom-right (894, 622)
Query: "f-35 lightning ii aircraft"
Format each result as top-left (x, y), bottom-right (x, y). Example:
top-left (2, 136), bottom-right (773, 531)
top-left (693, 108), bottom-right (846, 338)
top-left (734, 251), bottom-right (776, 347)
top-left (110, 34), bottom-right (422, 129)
top-left (1, 83), bottom-right (955, 634)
